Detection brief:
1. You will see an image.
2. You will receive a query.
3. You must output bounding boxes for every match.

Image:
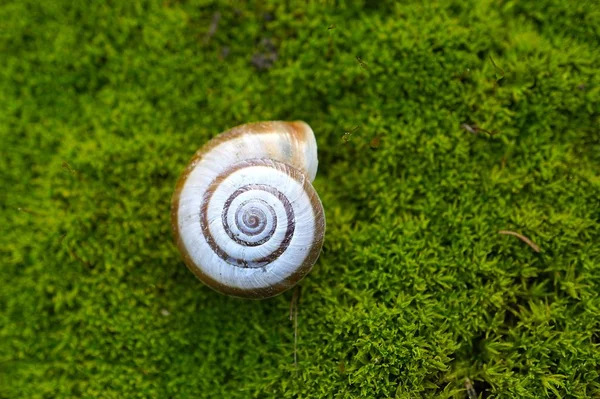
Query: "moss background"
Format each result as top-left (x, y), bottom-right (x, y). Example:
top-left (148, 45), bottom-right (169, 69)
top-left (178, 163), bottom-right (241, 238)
top-left (1, 0), bottom-right (599, 397)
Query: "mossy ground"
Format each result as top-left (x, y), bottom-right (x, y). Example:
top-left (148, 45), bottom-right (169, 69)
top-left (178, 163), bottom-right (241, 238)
top-left (1, 1), bottom-right (599, 398)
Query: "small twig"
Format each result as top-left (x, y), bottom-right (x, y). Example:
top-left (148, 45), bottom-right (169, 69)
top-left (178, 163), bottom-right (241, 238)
top-left (62, 161), bottom-right (84, 181)
top-left (203, 12), bottom-right (221, 44)
top-left (62, 161), bottom-right (77, 175)
top-left (476, 126), bottom-right (499, 136)
top-left (461, 123), bottom-right (478, 134)
top-left (289, 287), bottom-right (298, 321)
top-left (17, 207), bottom-right (46, 217)
top-left (499, 230), bottom-right (540, 253)
top-left (461, 123), bottom-right (499, 136)
top-left (465, 378), bottom-right (477, 399)
top-left (356, 56), bottom-right (368, 70)
top-left (289, 286), bottom-right (301, 371)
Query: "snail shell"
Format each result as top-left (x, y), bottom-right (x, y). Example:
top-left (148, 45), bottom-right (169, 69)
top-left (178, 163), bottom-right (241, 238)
top-left (171, 121), bottom-right (325, 299)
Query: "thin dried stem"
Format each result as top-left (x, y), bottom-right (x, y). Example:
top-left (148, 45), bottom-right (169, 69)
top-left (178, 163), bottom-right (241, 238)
top-left (289, 286), bottom-right (302, 372)
top-left (294, 300), bottom-right (298, 369)
top-left (356, 56), bottom-right (368, 70)
top-left (62, 161), bottom-right (75, 174)
top-left (461, 123), bottom-right (499, 136)
top-left (17, 207), bottom-right (45, 217)
top-left (203, 12), bottom-right (221, 44)
top-left (465, 378), bottom-right (477, 399)
top-left (62, 161), bottom-right (84, 181)
top-left (499, 230), bottom-right (540, 253)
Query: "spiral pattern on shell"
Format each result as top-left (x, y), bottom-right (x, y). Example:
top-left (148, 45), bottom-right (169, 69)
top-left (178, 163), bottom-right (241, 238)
top-left (171, 121), bottom-right (325, 299)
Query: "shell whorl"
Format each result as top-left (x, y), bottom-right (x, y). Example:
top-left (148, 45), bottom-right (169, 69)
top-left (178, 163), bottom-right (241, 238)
top-left (171, 121), bottom-right (325, 299)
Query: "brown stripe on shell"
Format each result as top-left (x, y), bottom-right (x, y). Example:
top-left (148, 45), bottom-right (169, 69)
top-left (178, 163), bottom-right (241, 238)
top-left (170, 121), bottom-right (314, 201)
top-left (171, 151), bottom-right (325, 299)
top-left (200, 180), bottom-right (296, 267)
top-left (229, 198), bottom-right (275, 241)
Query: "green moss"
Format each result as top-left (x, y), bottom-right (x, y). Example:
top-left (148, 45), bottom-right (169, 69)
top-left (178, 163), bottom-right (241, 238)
top-left (1, 0), bottom-right (599, 397)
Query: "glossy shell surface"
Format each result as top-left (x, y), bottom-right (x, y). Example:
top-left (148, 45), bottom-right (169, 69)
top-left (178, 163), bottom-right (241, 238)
top-left (171, 121), bottom-right (325, 298)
